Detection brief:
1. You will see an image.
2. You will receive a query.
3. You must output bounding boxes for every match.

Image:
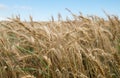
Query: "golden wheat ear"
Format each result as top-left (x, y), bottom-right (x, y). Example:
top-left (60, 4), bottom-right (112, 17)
top-left (0, 13), bottom-right (120, 78)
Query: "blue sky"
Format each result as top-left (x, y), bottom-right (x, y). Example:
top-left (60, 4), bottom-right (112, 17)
top-left (0, 0), bottom-right (120, 21)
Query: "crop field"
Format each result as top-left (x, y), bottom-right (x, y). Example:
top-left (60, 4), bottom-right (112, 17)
top-left (0, 14), bottom-right (120, 78)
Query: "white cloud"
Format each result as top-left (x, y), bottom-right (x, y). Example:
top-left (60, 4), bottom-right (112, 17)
top-left (0, 16), bottom-right (7, 21)
top-left (0, 4), bottom-right (32, 10)
top-left (0, 4), bottom-right (7, 10)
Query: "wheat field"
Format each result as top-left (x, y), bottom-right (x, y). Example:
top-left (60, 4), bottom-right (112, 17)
top-left (0, 13), bottom-right (120, 78)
